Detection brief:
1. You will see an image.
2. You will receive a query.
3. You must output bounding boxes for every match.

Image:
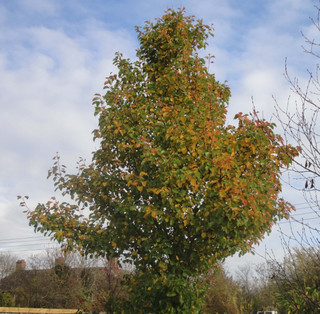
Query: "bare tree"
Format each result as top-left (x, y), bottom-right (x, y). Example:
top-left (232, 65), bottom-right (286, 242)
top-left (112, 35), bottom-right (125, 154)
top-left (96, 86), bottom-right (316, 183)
top-left (275, 1), bottom-right (320, 220)
top-left (0, 252), bottom-right (16, 279)
top-left (270, 2), bottom-right (320, 312)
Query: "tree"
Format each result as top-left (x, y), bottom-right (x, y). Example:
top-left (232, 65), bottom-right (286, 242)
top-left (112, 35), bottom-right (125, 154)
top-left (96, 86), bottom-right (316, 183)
top-left (253, 262), bottom-right (279, 313)
top-left (22, 9), bottom-right (298, 312)
top-left (269, 2), bottom-right (320, 311)
top-left (267, 246), bottom-right (320, 313)
top-left (0, 291), bottom-right (14, 306)
top-left (236, 264), bottom-right (257, 314)
top-left (0, 252), bottom-right (16, 280)
top-left (0, 249), bottom-right (127, 310)
top-left (204, 265), bottom-right (240, 314)
top-left (274, 1), bottom-right (320, 222)
top-left (234, 263), bottom-right (280, 314)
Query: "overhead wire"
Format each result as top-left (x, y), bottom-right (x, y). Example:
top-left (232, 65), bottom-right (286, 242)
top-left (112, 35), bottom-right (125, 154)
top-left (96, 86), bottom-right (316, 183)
top-left (0, 235), bottom-right (57, 254)
top-left (0, 203), bottom-right (318, 254)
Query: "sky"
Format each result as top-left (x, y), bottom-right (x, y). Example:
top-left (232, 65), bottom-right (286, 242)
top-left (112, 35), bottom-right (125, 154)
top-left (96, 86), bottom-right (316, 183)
top-left (0, 0), bottom-right (319, 274)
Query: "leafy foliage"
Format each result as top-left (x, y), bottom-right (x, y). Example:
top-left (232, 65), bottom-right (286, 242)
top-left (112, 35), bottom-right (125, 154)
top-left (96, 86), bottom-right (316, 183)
top-left (204, 266), bottom-right (240, 313)
top-left (269, 247), bottom-right (320, 313)
top-left (0, 291), bottom-right (14, 306)
top-left (22, 9), bottom-right (298, 311)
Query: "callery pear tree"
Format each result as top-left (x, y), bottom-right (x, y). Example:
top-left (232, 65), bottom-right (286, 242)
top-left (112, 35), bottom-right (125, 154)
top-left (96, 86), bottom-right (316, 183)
top-left (22, 9), bottom-right (298, 312)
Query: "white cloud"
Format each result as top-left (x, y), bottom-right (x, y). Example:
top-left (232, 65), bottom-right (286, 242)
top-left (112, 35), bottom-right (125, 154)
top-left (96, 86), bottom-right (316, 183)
top-left (19, 0), bottom-right (58, 14)
top-left (0, 6), bottom-right (137, 250)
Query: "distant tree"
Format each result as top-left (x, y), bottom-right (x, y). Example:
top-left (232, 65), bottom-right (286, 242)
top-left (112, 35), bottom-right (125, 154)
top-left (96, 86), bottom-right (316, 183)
top-left (204, 265), bottom-right (240, 313)
top-left (0, 252), bottom-right (16, 280)
top-left (236, 264), bottom-right (257, 313)
top-left (268, 246), bottom-right (320, 313)
top-left (22, 9), bottom-right (298, 312)
top-left (233, 263), bottom-right (280, 314)
top-left (253, 262), bottom-right (279, 312)
top-left (0, 249), bottom-right (126, 310)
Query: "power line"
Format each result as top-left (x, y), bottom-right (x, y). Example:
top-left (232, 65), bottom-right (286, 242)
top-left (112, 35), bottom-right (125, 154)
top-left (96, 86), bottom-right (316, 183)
top-left (278, 216), bottom-right (320, 225)
top-left (0, 242), bottom-right (53, 249)
top-left (0, 236), bottom-right (57, 253)
top-left (294, 205), bottom-right (320, 211)
top-left (0, 247), bottom-right (60, 254)
top-left (0, 238), bottom-right (51, 245)
top-left (290, 211), bottom-right (320, 217)
top-left (0, 236), bottom-right (50, 243)
top-left (291, 202), bottom-right (312, 206)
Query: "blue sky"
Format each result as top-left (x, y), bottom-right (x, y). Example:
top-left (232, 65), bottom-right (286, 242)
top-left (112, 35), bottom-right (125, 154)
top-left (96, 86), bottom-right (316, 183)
top-left (0, 0), bottom-right (318, 272)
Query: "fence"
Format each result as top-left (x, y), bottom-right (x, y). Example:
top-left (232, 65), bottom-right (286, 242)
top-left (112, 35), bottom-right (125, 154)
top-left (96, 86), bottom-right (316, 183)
top-left (0, 308), bottom-right (78, 314)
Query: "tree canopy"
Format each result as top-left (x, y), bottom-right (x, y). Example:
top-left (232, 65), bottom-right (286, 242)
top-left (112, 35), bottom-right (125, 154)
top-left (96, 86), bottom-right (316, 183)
top-left (23, 9), bottom-right (299, 312)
